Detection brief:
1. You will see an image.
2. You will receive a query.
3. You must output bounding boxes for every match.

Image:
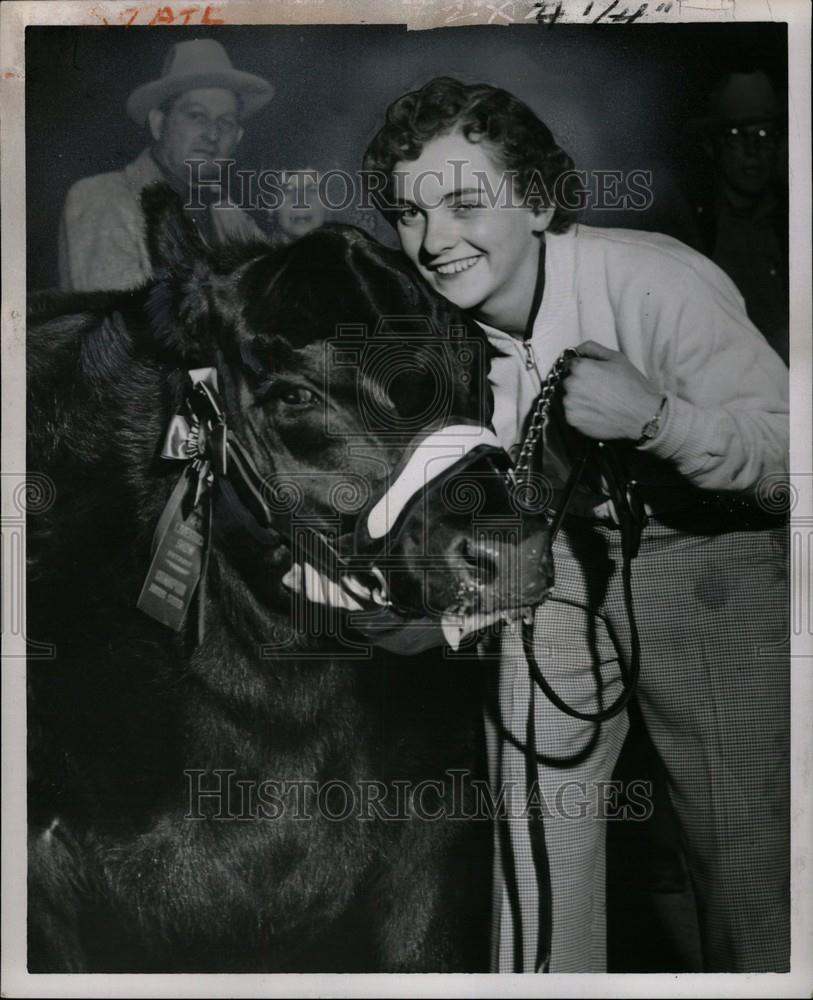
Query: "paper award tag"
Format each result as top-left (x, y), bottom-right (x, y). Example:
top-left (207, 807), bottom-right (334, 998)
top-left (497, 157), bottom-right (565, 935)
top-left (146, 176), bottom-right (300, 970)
top-left (137, 470), bottom-right (208, 632)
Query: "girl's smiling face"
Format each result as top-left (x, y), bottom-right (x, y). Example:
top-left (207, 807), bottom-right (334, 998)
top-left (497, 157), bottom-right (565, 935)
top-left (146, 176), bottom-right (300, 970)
top-left (393, 130), bottom-right (553, 334)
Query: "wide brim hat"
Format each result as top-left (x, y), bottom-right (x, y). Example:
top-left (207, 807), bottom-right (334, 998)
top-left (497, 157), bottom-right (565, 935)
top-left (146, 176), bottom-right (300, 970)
top-left (126, 38), bottom-right (273, 125)
top-left (687, 70), bottom-right (784, 135)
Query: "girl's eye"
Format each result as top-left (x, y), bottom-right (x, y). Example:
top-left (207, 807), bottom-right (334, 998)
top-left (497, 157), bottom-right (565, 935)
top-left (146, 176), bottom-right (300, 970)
top-left (397, 206), bottom-right (421, 226)
top-left (452, 202), bottom-right (481, 214)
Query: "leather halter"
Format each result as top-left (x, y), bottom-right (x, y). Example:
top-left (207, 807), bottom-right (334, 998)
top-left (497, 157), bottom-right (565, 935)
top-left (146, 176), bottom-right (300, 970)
top-left (143, 363), bottom-right (520, 625)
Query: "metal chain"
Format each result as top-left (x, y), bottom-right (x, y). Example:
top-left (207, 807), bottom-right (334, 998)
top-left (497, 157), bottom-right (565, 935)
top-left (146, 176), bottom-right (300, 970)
top-left (509, 347), bottom-right (579, 486)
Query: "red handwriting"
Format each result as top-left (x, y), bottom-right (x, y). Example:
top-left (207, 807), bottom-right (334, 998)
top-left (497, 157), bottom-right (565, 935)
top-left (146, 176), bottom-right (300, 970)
top-left (91, 5), bottom-right (224, 26)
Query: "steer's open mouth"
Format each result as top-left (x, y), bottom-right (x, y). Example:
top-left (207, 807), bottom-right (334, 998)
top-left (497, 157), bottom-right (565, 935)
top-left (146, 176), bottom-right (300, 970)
top-left (432, 524), bottom-right (554, 649)
top-left (438, 604), bottom-right (544, 652)
top-left (365, 546), bottom-right (553, 652)
top-left (353, 552), bottom-right (552, 652)
top-left (438, 576), bottom-right (554, 652)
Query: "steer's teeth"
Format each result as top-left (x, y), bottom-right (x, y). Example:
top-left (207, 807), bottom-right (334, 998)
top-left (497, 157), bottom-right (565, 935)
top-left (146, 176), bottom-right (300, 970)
top-left (521, 605), bottom-right (535, 626)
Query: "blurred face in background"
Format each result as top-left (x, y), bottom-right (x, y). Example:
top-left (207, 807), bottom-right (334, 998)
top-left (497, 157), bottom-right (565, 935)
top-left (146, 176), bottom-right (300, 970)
top-left (274, 172), bottom-right (327, 241)
top-left (711, 122), bottom-right (781, 201)
top-left (149, 87), bottom-right (243, 185)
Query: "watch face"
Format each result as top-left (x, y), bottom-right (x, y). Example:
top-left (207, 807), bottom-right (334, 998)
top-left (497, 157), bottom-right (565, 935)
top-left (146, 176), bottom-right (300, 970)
top-left (638, 398), bottom-right (667, 444)
top-left (642, 417), bottom-right (659, 439)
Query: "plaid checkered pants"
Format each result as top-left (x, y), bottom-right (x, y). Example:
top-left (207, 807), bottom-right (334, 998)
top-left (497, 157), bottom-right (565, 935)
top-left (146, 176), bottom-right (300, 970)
top-left (484, 517), bottom-right (790, 973)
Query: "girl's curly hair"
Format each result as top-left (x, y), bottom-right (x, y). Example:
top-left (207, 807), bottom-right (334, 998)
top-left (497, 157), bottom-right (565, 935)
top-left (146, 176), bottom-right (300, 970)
top-left (362, 77), bottom-right (579, 232)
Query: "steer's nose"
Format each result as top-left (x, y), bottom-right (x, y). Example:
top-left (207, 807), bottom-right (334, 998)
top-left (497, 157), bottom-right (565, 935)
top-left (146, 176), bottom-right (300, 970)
top-left (446, 523), bottom-right (553, 609)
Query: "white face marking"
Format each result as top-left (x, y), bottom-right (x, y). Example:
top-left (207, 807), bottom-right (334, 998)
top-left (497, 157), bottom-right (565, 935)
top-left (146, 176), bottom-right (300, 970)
top-left (366, 425), bottom-right (504, 541)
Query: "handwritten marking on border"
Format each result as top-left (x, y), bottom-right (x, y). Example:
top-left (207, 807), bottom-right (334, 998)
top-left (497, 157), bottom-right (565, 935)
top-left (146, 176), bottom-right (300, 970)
top-left (89, 4), bottom-right (224, 26)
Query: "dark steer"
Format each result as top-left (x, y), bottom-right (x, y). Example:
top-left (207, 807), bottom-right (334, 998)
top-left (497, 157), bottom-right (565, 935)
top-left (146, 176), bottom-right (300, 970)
top-left (27, 186), bottom-right (552, 973)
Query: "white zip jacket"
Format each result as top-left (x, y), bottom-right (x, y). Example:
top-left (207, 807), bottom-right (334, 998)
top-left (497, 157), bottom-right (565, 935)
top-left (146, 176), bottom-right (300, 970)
top-left (478, 223), bottom-right (789, 516)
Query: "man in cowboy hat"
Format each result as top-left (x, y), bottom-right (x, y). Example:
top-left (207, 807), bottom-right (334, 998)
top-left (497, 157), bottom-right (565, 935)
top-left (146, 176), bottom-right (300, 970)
top-left (58, 38), bottom-right (273, 292)
top-left (688, 69), bottom-right (788, 364)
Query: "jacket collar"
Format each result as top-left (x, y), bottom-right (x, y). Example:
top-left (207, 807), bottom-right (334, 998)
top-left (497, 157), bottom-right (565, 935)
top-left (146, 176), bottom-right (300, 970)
top-left (123, 147), bottom-right (167, 195)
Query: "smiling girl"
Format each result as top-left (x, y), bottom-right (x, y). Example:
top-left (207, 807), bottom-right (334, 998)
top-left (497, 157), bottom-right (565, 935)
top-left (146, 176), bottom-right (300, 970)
top-left (362, 77), bottom-right (790, 974)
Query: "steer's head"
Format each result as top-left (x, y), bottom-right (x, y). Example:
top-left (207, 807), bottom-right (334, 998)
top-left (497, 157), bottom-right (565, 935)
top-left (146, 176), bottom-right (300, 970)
top-left (142, 185), bottom-right (552, 635)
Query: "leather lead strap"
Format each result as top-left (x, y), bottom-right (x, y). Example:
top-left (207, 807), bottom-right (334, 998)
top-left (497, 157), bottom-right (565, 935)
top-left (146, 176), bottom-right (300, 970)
top-left (515, 235), bottom-right (553, 975)
top-left (527, 677), bottom-right (553, 973)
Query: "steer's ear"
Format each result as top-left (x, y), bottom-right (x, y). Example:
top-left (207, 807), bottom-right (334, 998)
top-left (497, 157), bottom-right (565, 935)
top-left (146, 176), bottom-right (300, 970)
top-left (140, 182), bottom-right (221, 361)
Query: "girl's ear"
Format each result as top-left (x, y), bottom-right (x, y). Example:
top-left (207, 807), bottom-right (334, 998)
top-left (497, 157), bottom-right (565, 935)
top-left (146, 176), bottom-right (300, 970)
top-left (530, 205), bottom-right (555, 235)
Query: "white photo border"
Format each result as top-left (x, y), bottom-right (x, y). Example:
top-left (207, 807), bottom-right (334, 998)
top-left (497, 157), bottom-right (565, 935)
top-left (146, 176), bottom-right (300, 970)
top-left (2, 1), bottom-right (811, 996)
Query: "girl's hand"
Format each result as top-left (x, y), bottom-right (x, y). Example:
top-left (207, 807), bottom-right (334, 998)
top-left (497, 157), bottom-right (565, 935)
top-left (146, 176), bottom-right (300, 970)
top-left (563, 340), bottom-right (664, 441)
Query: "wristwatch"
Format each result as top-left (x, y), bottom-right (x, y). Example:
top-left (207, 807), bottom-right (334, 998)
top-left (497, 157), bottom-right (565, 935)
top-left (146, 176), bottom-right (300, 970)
top-left (635, 395), bottom-right (668, 446)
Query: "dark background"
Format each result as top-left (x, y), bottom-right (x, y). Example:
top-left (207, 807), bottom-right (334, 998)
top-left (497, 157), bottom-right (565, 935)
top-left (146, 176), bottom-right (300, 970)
top-left (26, 22), bottom-right (787, 289)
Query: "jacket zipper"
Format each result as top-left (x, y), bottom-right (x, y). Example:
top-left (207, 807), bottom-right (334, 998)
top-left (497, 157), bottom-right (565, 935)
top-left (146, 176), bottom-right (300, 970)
top-left (522, 340), bottom-right (543, 390)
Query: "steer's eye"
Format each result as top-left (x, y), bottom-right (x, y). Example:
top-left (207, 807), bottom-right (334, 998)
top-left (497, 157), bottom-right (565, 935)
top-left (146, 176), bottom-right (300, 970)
top-left (280, 386), bottom-right (316, 407)
top-left (254, 378), bottom-right (320, 411)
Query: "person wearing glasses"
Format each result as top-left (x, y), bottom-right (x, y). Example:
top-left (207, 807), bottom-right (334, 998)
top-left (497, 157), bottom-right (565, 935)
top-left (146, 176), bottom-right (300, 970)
top-left (689, 70), bottom-right (788, 363)
top-left (58, 39), bottom-right (273, 292)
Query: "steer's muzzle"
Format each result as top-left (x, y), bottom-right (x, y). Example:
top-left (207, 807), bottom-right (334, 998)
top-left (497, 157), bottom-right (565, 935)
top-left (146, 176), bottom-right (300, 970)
top-left (443, 519), bottom-right (553, 616)
top-left (362, 442), bottom-right (554, 622)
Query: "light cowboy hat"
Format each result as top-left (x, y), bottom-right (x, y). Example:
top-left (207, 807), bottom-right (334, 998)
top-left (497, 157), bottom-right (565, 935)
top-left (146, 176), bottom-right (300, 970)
top-left (126, 39), bottom-right (274, 125)
top-left (688, 70), bottom-right (784, 134)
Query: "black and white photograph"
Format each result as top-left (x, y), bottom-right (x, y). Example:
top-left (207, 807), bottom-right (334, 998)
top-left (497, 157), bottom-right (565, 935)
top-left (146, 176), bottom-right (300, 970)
top-left (2, 0), bottom-right (811, 994)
